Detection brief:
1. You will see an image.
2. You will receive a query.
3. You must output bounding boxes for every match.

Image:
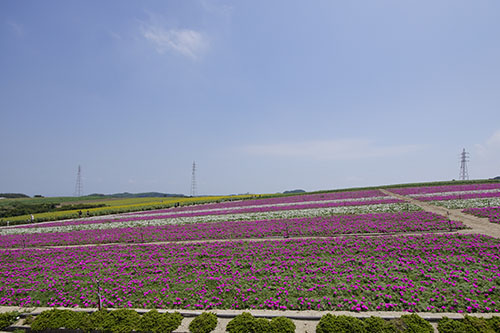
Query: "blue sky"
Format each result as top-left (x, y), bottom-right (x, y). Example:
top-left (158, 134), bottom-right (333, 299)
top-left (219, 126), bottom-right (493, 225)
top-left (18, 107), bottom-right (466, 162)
top-left (1, 1), bottom-right (500, 197)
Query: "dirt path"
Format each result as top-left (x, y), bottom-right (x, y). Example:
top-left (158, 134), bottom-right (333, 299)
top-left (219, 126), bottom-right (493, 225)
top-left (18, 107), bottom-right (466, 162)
top-left (380, 189), bottom-right (500, 239)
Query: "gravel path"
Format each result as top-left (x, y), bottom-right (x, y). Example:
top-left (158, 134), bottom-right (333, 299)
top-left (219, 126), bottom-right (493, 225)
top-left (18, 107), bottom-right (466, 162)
top-left (380, 189), bottom-right (500, 239)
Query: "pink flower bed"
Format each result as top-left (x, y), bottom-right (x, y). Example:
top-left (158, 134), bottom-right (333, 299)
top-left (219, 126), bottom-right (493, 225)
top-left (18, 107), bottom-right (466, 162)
top-left (127, 190), bottom-right (386, 215)
top-left (463, 207), bottom-right (500, 223)
top-left (10, 197), bottom-right (402, 230)
top-left (390, 183), bottom-right (500, 196)
top-left (0, 211), bottom-right (465, 248)
top-left (0, 234), bottom-right (498, 313)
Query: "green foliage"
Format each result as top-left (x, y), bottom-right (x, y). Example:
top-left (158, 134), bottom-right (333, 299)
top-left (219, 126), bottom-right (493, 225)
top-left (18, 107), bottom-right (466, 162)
top-left (226, 313), bottom-right (291, 333)
top-left (364, 316), bottom-right (398, 333)
top-left (189, 312), bottom-right (218, 333)
top-left (269, 316), bottom-right (296, 333)
top-left (23, 314), bottom-right (34, 325)
top-left (31, 309), bottom-right (82, 331)
top-left (394, 314), bottom-right (433, 333)
top-left (316, 314), bottom-right (367, 333)
top-left (438, 316), bottom-right (497, 333)
top-left (0, 311), bottom-right (19, 330)
top-left (488, 316), bottom-right (500, 332)
top-left (0, 193), bottom-right (29, 198)
top-left (89, 309), bottom-right (141, 333)
top-left (462, 315), bottom-right (495, 333)
top-left (227, 312), bottom-right (259, 333)
top-left (254, 318), bottom-right (272, 332)
top-left (107, 308), bottom-right (141, 333)
top-left (89, 310), bottom-right (112, 331)
top-left (138, 310), bottom-right (183, 333)
top-left (437, 317), bottom-right (468, 333)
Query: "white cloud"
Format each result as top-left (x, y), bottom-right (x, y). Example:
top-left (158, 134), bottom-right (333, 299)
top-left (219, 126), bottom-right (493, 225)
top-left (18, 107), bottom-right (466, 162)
top-left (6, 20), bottom-right (24, 37)
top-left (475, 129), bottom-right (500, 159)
top-left (244, 139), bottom-right (422, 161)
top-left (142, 25), bottom-right (208, 60)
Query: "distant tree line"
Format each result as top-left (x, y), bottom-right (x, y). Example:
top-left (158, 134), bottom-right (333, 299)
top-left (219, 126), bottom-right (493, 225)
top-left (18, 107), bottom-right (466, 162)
top-left (0, 193), bottom-right (30, 199)
top-left (0, 202), bottom-right (106, 218)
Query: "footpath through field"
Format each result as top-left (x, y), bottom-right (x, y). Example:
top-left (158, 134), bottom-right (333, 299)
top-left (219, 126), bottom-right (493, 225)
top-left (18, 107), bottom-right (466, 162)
top-left (380, 189), bottom-right (500, 239)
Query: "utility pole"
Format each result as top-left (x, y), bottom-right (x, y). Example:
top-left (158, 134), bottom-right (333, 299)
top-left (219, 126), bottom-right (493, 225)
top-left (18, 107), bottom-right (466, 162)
top-left (459, 148), bottom-right (470, 181)
top-left (74, 165), bottom-right (83, 197)
top-left (190, 161), bottom-right (197, 197)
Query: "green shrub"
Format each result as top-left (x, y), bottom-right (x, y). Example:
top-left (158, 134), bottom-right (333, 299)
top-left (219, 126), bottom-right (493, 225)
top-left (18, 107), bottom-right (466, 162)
top-left (89, 309), bottom-right (141, 333)
top-left (488, 316), bottom-right (500, 332)
top-left (0, 311), bottom-right (19, 330)
top-left (23, 314), bottom-right (34, 326)
top-left (462, 315), bottom-right (494, 333)
top-left (316, 314), bottom-right (366, 333)
top-left (364, 316), bottom-right (398, 333)
top-left (270, 316), bottom-right (295, 333)
top-left (394, 314), bottom-right (432, 333)
top-left (254, 318), bottom-right (272, 332)
top-left (108, 308), bottom-right (141, 333)
top-left (227, 312), bottom-right (260, 333)
top-left (159, 311), bottom-right (184, 333)
top-left (89, 310), bottom-right (112, 331)
top-left (138, 309), bottom-right (163, 332)
top-left (437, 317), bottom-right (467, 333)
top-left (31, 309), bottom-right (74, 331)
top-left (189, 312), bottom-right (218, 333)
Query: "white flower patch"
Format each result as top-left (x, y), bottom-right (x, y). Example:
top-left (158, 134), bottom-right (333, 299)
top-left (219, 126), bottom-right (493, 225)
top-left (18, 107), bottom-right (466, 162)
top-left (0, 202), bottom-right (421, 236)
top-left (127, 196), bottom-right (391, 219)
top-left (430, 197), bottom-right (500, 209)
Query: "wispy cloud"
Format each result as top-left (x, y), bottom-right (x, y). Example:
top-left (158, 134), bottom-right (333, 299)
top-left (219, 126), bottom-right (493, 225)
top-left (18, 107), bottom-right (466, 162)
top-left (142, 24), bottom-right (208, 60)
top-left (6, 20), bottom-right (24, 37)
top-left (244, 139), bottom-right (422, 160)
top-left (475, 129), bottom-right (500, 159)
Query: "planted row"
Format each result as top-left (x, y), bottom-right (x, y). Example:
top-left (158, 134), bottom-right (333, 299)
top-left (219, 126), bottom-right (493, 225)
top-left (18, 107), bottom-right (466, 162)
top-left (6, 197), bottom-right (403, 231)
top-left (0, 234), bottom-right (498, 312)
top-left (463, 207), bottom-right (500, 223)
top-left (390, 183), bottom-right (500, 196)
top-left (0, 211), bottom-right (464, 248)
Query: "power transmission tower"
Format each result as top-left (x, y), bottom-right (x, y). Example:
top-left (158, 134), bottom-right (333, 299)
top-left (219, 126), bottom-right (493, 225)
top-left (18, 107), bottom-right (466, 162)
top-left (74, 165), bottom-right (83, 197)
top-left (459, 148), bottom-right (470, 181)
top-left (190, 161), bottom-right (197, 197)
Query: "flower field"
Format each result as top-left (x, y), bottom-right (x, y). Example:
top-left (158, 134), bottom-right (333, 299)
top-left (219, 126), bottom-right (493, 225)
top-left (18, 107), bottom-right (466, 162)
top-left (390, 183), bottom-right (500, 196)
top-left (463, 207), bottom-right (500, 223)
top-left (0, 234), bottom-right (499, 313)
top-left (0, 211), bottom-right (465, 248)
top-left (389, 183), bottom-right (500, 213)
top-left (2, 183), bottom-right (500, 316)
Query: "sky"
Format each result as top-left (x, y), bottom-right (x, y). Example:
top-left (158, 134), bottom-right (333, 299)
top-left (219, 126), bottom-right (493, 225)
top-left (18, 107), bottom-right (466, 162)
top-left (1, 1), bottom-right (500, 197)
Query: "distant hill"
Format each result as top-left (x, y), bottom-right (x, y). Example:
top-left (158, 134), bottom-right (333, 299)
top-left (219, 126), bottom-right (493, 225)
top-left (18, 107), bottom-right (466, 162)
top-left (283, 189), bottom-right (306, 194)
top-left (87, 192), bottom-right (186, 198)
top-left (0, 193), bottom-right (30, 199)
top-left (492, 176), bottom-right (500, 180)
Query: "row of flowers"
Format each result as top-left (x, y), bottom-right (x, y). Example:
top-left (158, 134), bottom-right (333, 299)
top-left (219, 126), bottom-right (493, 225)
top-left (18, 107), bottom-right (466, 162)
top-left (413, 191), bottom-right (500, 202)
top-left (390, 183), bottom-right (500, 196)
top-left (430, 198), bottom-right (500, 210)
top-left (2, 201), bottom-right (418, 236)
top-left (127, 190), bottom-right (387, 216)
top-left (0, 234), bottom-right (498, 313)
top-left (0, 211), bottom-right (465, 248)
top-left (463, 207), bottom-right (500, 224)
